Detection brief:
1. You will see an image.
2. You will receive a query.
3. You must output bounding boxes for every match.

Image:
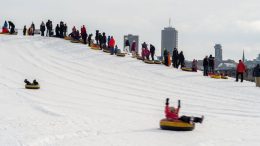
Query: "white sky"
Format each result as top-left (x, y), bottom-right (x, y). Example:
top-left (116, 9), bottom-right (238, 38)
top-left (1, 0), bottom-right (260, 61)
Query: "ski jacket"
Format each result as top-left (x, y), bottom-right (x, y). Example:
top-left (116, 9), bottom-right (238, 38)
top-left (81, 26), bottom-right (87, 35)
top-left (253, 65), bottom-right (260, 77)
top-left (179, 52), bottom-right (185, 62)
top-left (165, 105), bottom-right (180, 120)
top-left (150, 45), bottom-right (155, 54)
top-left (209, 56), bottom-right (214, 67)
top-left (172, 49), bottom-right (178, 60)
top-left (131, 42), bottom-right (136, 51)
top-left (237, 61), bottom-right (246, 73)
top-left (125, 40), bottom-right (130, 46)
top-left (3, 21), bottom-right (8, 28)
top-left (203, 58), bottom-right (209, 66)
top-left (109, 38), bottom-right (115, 48)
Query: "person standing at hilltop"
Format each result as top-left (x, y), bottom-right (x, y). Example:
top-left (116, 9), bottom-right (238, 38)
top-left (203, 56), bottom-right (209, 76)
top-left (236, 60), bottom-right (246, 82)
top-left (150, 44), bottom-right (155, 61)
top-left (23, 26), bottom-right (27, 36)
top-left (208, 55), bottom-right (215, 73)
top-left (172, 48), bottom-right (179, 68)
top-left (40, 21), bottom-right (45, 36)
top-left (253, 64), bottom-right (260, 87)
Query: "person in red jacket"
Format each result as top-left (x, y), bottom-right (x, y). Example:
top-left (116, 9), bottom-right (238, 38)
top-left (165, 98), bottom-right (204, 124)
top-left (236, 60), bottom-right (246, 82)
top-left (109, 36), bottom-right (115, 55)
top-left (81, 25), bottom-right (87, 44)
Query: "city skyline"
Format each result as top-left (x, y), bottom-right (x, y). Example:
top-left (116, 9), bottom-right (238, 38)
top-left (1, 0), bottom-right (260, 61)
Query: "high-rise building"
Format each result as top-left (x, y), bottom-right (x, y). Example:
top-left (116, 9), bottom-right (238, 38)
top-left (242, 50), bottom-right (245, 62)
top-left (123, 34), bottom-right (139, 53)
top-left (214, 44), bottom-right (223, 61)
top-left (161, 27), bottom-right (178, 57)
top-left (257, 54), bottom-right (260, 61)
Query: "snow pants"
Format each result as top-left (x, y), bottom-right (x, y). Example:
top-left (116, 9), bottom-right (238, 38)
top-left (255, 77), bottom-right (260, 87)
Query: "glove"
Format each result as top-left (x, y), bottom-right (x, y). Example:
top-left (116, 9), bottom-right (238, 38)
top-left (178, 100), bottom-right (181, 108)
top-left (166, 98), bottom-right (169, 105)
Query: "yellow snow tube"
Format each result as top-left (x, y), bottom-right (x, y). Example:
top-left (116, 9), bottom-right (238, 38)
top-left (160, 119), bottom-right (195, 131)
top-left (221, 76), bottom-right (228, 79)
top-left (25, 84), bottom-right (40, 89)
top-left (182, 67), bottom-right (193, 72)
top-left (211, 75), bottom-right (221, 79)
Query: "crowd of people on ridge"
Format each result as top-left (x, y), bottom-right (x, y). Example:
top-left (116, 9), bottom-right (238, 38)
top-left (2, 20), bottom-right (260, 87)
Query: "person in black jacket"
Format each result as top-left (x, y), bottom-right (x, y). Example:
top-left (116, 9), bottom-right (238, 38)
top-left (163, 49), bottom-right (168, 66)
top-left (124, 39), bottom-right (130, 54)
top-left (23, 25), bottom-right (27, 36)
top-left (208, 55), bottom-right (215, 73)
top-left (203, 56), bottom-right (209, 76)
top-left (64, 23), bottom-right (67, 37)
top-left (60, 21), bottom-right (64, 38)
top-left (40, 22), bottom-right (45, 36)
top-left (172, 48), bottom-right (179, 68)
top-left (55, 24), bottom-right (60, 37)
top-left (8, 21), bottom-right (15, 34)
top-left (253, 64), bottom-right (260, 87)
top-left (98, 33), bottom-right (103, 48)
top-left (87, 34), bottom-right (93, 46)
top-left (178, 51), bottom-right (185, 68)
top-left (150, 44), bottom-right (155, 61)
top-left (95, 30), bottom-right (99, 45)
top-left (102, 32), bottom-right (107, 48)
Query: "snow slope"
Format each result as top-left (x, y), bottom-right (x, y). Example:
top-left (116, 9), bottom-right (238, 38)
top-left (0, 35), bottom-right (260, 146)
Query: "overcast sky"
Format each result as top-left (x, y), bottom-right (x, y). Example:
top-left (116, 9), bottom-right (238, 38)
top-left (1, 0), bottom-right (260, 61)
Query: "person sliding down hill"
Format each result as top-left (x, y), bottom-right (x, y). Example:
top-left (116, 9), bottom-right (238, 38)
top-left (24, 79), bottom-right (32, 85)
top-left (165, 98), bottom-right (204, 124)
top-left (33, 79), bottom-right (39, 85)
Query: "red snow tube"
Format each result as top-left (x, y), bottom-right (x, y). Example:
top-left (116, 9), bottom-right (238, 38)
top-left (160, 118), bottom-right (195, 131)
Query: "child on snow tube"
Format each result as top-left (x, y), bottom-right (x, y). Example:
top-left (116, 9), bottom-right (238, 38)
top-left (165, 98), bottom-right (204, 124)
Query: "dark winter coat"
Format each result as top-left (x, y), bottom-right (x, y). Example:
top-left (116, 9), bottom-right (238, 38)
top-left (125, 40), bottom-right (130, 46)
top-left (102, 34), bottom-right (107, 44)
top-left (150, 45), bottom-right (155, 54)
top-left (203, 58), bottom-right (209, 67)
top-left (172, 49), bottom-right (178, 60)
top-left (253, 65), bottom-right (260, 77)
top-left (178, 52), bottom-right (185, 63)
top-left (40, 24), bottom-right (45, 32)
top-left (142, 42), bottom-right (147, 49)
top-left (208, 56), bottom-right (214, 67)
top-left (163, 50), bottom-right (168, 57)
top-left (8, 21), bottom-right (15, 28)
top-left (95, 30), bottom-right (99, 41)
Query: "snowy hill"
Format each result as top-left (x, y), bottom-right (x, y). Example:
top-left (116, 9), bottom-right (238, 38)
top-left (0, 35), bottom-right (260, 146)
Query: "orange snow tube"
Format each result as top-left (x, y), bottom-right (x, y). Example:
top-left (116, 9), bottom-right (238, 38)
top-left (160, 118), bottom-right (195, 131)
top-left (90, 44), bottom-right (101, 50)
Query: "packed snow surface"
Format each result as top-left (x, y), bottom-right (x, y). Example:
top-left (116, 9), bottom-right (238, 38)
top-left (0, 35), bottom-right (260, 146)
